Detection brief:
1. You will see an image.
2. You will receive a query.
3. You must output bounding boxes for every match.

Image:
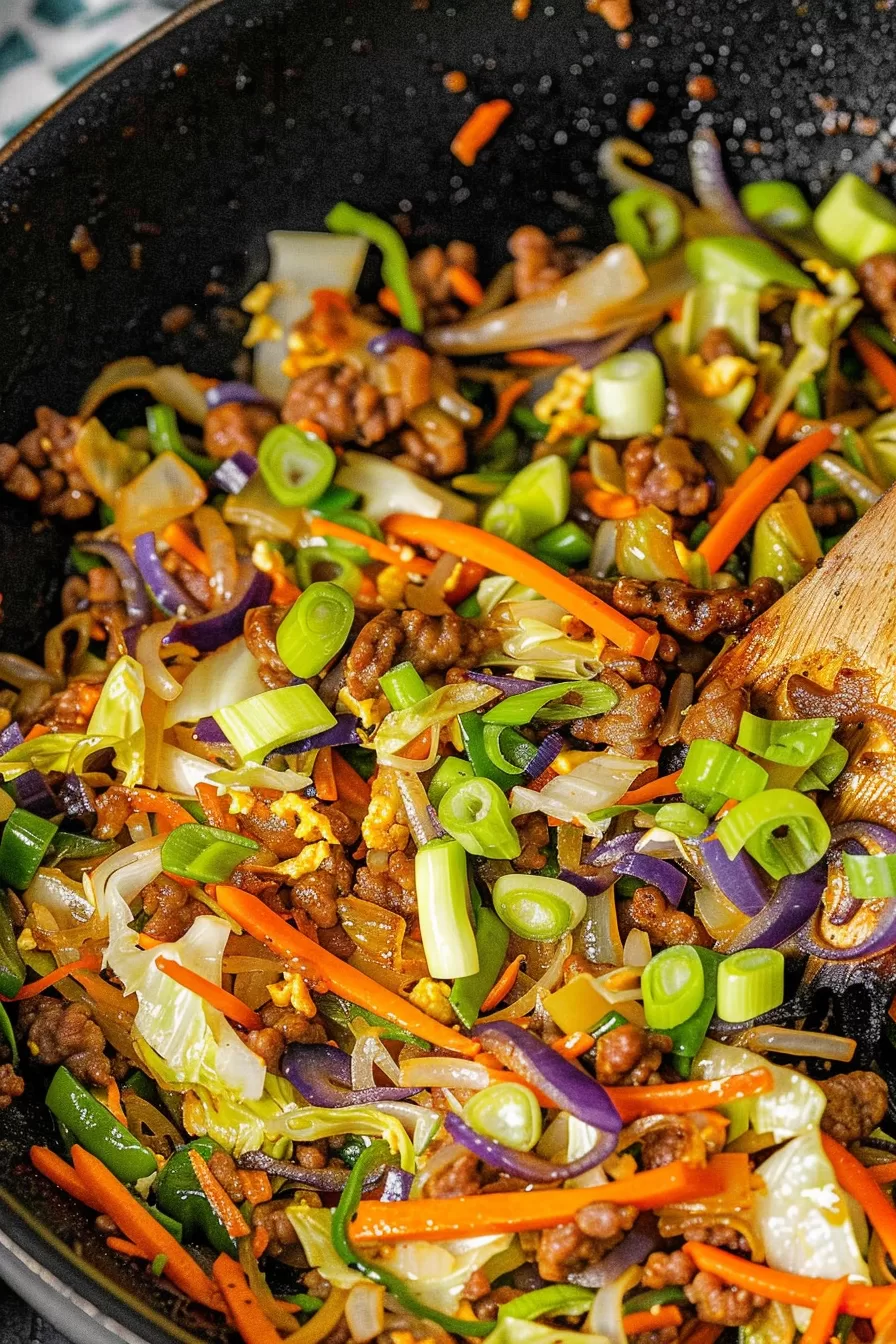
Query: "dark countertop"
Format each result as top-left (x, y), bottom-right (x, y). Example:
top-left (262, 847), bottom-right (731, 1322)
top-left (0, 1287), bottom-right (69, 1344)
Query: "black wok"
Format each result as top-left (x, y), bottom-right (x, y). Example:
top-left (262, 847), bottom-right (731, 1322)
top-left (0, 0), bottom-right (892, 1338)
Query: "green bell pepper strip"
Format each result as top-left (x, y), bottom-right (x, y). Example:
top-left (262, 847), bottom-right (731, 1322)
top-left (45, 1066), bottom-right (157, 1185)
top-left (0, 808), bottom-right (58, 890)
top-left (482, 724), bottom-right (538, 776)
top-left (458, 711), bottom-right (521, 791)
top-left (428, 756), bottom-right (475, 809)
top-left (311, 484), bottom-right (361, 517)
top-left (0, 1001), bottom-right (17, 1066)
top-left (861, 322), bottom-right (896, 360)
top-left (664, 948), bottom-right (724, 1078)
top-left (331, 1139), bottom-right (492, 1337)
top-left (325, 202), bottom-right (423, 334)
top-left (154, 1138), bottom-right (236, 1256)
top-left (623, 1287), bottom-right (689, 1315)
top-left (588, 1008), bottom-right (629, 1039)
top-left (285, 1294), bottom-right (325, 1315)
top-left (685, 236), bottom-right (810, 291)
top-left (609, 188), bottom-right (682, 262)
top-left (510, 406), bottom-right (549, 438)
top-left (49, 831), bottom-right (116, 863)
top-left (498, 1284), bottom-right (595, 1321)
top-left (68, 546), bottom-right (106, 575)
top-left (123, 1069), bottom-right (157, 1102)
top-left (533, 521), bottom-right (592, 568)
top-left (316, 992), bottom-right (429, 1049)
top-left (146, 404), bottom-right (217, 480)
top-left (794, 377), bottom-right (822, 418)
top-left (449, 907), bottom-right (511, 1028)
top-left (0, 891), bottom-right (26, 997)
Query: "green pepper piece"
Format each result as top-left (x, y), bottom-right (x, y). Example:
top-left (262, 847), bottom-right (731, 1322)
top-left (623, 1288), bottom-right (689, 1315)
top-left (685, 236), bottom-right (810, 292)
top-left (609, 188), bottom-right (682, 263)
top-left (154, 1138), bottom-right (236, 1255)
top-left (123, 1069), bottom-right (158, 1102)
top-left (45, 1067), bottom-right (157, 1185)
top-left (533, 521), bottom-right (592, 569)
top-left (0, 1000), bottom-right (17, 1066)
top-left (316, 992), bottom-right (429, 1049)
top-left (326, 203), bottom-right (423, 334)
top-left (0, 890), bottom-right (25, 997)
top-left (794, 377), bottom-right (822, 419)
top-left (428, 756), bottom-right (475, 810)
top-left (449, 908), bottom-right (511, 1028)
top-left (50, 831), bottom-right (117, 863)
top-left (588, 1009), bottom-right (630, 1040)
top-left (311, 484), bottom-right (361, 517)
top-left (0, 808), bottom-right (58, 891)
top-left (146, 1205), bottom-right (184, 1242)
top-left (664, 948), bottom-right (724, 1077)
top-left (337, 746), bottom-right (376, 782)
top-left (458, 711), bottom-right (521, 791)
top-left (146, 404), bottom-right (217, 479)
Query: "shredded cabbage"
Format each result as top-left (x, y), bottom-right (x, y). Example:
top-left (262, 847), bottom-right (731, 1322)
top-left (86, 656), bottom-right (146, 786)
top-left (183, 1074), bottom-right (298, 1157)
top-left (511, 754), bottom-right (646, 834)
top-left (586, 1265), bottom-right (641, 1344)
top-left (264, 1102), bottom-right (416, 1172)
top-left (165, 637), bottom-right (265, 727)
top-left (375, 682), bottom-right (498, 771)
top-left (488, 1325), bottom-right (611, 1344)
top-left (156, 744), bottom-right (219, 796)
top-left (337, 450), bottom-right (476, 524)
top-left (208, 765), bottom-right (312, 794)
top-left (692, 1040), bottom-right (825, 1142)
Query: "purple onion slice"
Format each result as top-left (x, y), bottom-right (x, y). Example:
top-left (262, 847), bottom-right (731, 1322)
top-left (614, 852), bottom-right (687, 906)
top-left (443, 1111), bottom-right (616, 1183)
top-left (281, 1043), bottom-right (416, 1108)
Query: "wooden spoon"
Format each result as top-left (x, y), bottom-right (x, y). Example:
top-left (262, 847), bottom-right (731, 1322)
top-left (706, 483), bottom-right (896, 824)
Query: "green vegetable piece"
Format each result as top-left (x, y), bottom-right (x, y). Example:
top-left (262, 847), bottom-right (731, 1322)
top-left (685, 236), bottom-right (809, 291)
top-left (609, 187), bottom-right (681, 262)
top-left (146, 404), bottom-right (217, 479)
top-left (482, 456), bottom-right (570, 546)
top-left (0, 890), bottom-right (26, 998)
top-left (155, 1138), bottom-right (235, 1255)
top-left (286, 1294), bottom-right (325, 1314)
top-left (679, 281), bottom-right (759, 358)
top-left (464, 1081), bottom-right (543, 1152)
top-left (318, 511), bottom-right (384, 565)
top-left (739, 181), bottom-right (812, 231)
top-left (415, 837), bottom-right (480, 978)
top-left (492, 873), bottom-right (586, 941)
top-left (428, 756), bottom-right (475, 809)
top-left (438, 776), bottom-right (521, 860)
top-left (842, 850), bottom-right (896, 901)
top-left (68, 546), bottom-right (106, 575)
top-left (258, 424), bottom-right (336, 508)
top-left (49, 831), bottom-right (116, 863)
top-left (295, 544), bottom-right (363, 596)
top-left (736, 712), bottom-right (835, 769)
top-left (311, 484), bottom-right (361, 517)
top-left (592, 350), bottom-right (666, 439)
top-left (498, 1284), bottom-right (596, 1321)
top-left (665, 948), bottom-right (724, 1076)
top-left (0, 1001), bottom-right (17, 1066)
top-left (483, 680), bottom-right (617, 728)
top-left (814, 173), bottom-right (896, 266)
top-left (150, 1253), bottom-right (168, 1277)
top-left (623, 1288), bottom-right (689, 1315)
top-left (716, 788), bottom-right (831, 880)
top-left (653, 802), bottom-right (709, 839)
top-left (45, 1066), bottom-right (157, 1186)
top-left (796, 739), bottom-right (849, 793)
top-left (326, 202), bottom-right (423, 333)
top-left (213, 683), bottom-right (335, 763)
top-left (749, 491), bottom-right (822, 591)
top-left (276, 581), bottom-right (355, 680)
top-left (794, 377), bottom-right (822, 418)
top-left (642, 946), bottom-right (705, 1030)
top-left (316, 992), bottom-right (429, 1048)
top-left (449, 908), bottom-right (510, 1028)
top-left (678, 739), bottom-right (768, 815)
top-left (160, 822), bottom-right (259, 884)
top-left (533, 521), bottom-right (592, 568)
top-left (459, 711), bottom-right (521, 791)
top-left (482, 724), bottom-right (538, 776)
top-left (588, 1009), bottom-right (629, 1039)
top-left (0, 808), bottom-right (58, 891)
top-left (123, 1069), bottom-right (157, 1102)
top-left (511, 406), bottom-right (549, 438)
top-left (379, 660), bottom-right (428, 712)
top-left (716, 948), bottom-right (785, 1023)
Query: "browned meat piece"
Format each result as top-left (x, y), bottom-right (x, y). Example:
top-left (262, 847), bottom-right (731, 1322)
top-left (0, 407), bottom-right (95, 519)
top-left (622, 437), bottom-right (712, 518)
top-left (292, 1141), bottom-right (329, 1169)
top-left (289, 870), bottom-right (339, 927)
top-left (508, 226), bottom-right (577, 299)
top-left (642, 1250), bottom-right (697, 1290)
top-left (408, 240), bottom-right (479, 326)
top-left (0, 1063), bottom-right (24, 1109)
top-left (140, 874), bottom-right (207, 943)
top-left (820, 1070), bottom-right (889, 1145)
top-left (698, 327), bottom-right (738, 362)
top-left (857, 253), bottom-right (896, 337)
top-left (203, 402), bottom-right (278, 459)
top-left (20, 679), bottom-right (103, 735)
top-left (627, 1329), bottom-right (679, 1344)
top-left (685, 1271), bottom-right (765, 1325)
top-left (594, 1024), bottom-right (671, 1086)
top-left (244, 604), bottom-right (295, 687)
top-left (163, 549), bottom-right (213, 609)
top-left (93, 784), bottom-right (134, 839)
top-left (344, 609), bottom-right (501, 701)
top-left (19, 996), bottom-right (112, 1087)
top-left (353, 851), bottom-right (418, 917)
top-left (207, 1150), bottom-right (245, 1203)
top-left (689, 1224), bottom-right (751, 1254)
top-left (807, 496), bottom-right (855, 529)
top-left (461, 1269), bottom-right (492, 1301)
top-left (472, 1287), bottom-right (524, 1320)
top-left (563, 952), bottom-right (615, 984)
top-left (602, 638), bottom-right (677, 690)
top-left (572, 676), bottom-right (662, 758)
top-left (282, 364), bottom-right (403, 446)
top-left (630, 884), bottom-right (711, 948)
top-left (680, 678), bottom-right (749, 746)
top-left (245, 1001), bottom-right (327, 1072)
top-left (537, 1202), bottom-right (638, 1282)
top-left (250, 1199), bottom-right (300, 1256)
top-left (394, 420), bottom-right (467, 478)
top-left (573, 575), bottom-right (783, 643)
top-left (640, 1117), bottom-right (709, 1169)
top-left (513, 813), bottom-right (549, 871)
top-left (426, 1148), bottom-right (484, 1198)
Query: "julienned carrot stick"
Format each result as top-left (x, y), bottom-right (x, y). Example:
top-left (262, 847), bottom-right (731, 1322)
top-left (697, 426), bottom-right (835, 572)
top-left (505, 349), bottom-right (572, 367)
top-left (377, 287), bottom-right (402, 318)
top-left (7, 953), bottom-right (102, 1001)
top-left (309, 516), bottom-right (433, 576)
top-left (212, 884), bottom-right (481, 1058)
top-left (155, 956), bottom-right (263, 1033)
top-left (383, 514), bottom-right (655, 657)
top-left (189, 1150), bottom-right (251, 1239)
top-left (312, 746), bottom-right (338, 802)
top-left (129, 788), bottom-right (196, 830)
top-left (70, 1146), bottom-right (222, 1311)
top-left (331, 751), bottom-right (371, 810)
top-left (708, 454), bottom-right (772, 522)
top-left (451, 99), bottom-right (513, 166)
top-left (683, 1240), bottom-right (894, 1318)
top-left (870, 1160), bottom-right (896, 1185)
top-left (480, 378), bottom-right (532, 444)
top-left (195, 781), bottom-right (240, 833)
top-left (799, 1277), bottom-right (847, 1344)
top-left (851, 328), bottom-right (896, 402)
top-left (239, 1170), bottom-right (273, 1206)
top-left (606, 1069), bottom-right (773, 1120)
top-left (683, 1326), bottom-right (723, 1344)
top-left (351, 1159), bottom-right (730, 1244)
top-left (552, 1031), bottom-right (595, 1060)
top-left (619, 770), bottom-right (682, 805)
top-left (479, 954), bottom-right (525, 1014)
top-left (161, 523), bottom-right (212, 578)
top-left (445, 264), bottom-right (484, 307)
top-left (821, 1133), bottom-right (896, 1264)
top-left (30, 1145), bottom-right (104, 1212)
top-left (583, 488), bottom-right (639, 519)
top-left (211, 1255), bottom-right (283, 1344)
top-left (624, 1307), bottom-right (683, 1335)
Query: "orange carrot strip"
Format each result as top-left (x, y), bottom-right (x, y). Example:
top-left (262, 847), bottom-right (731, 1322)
top-left (312, 746), bottom-right (339, 802)
top-left (552, 1031), bottom-right (595, 1060)
top-left (351, 1158), bottom-right (729, 1244)
top-left (30, 1145), bottom-right (104, 1212)
top-left (583, 488), bottom-right (639, 519)
top-left (445, 265), bottom-right (484, 307)
top-left (870, 1160), bottom-right (896, 1185)
top-left (251, 1225), bottom-right (270, 1259)
top-left (800, 1278), bottom-right (847, 1344)
top-left (6, 953), bottom-right (102, 1001)
top-left (624, 1307), bottom-right (683, 1335)
top-left (331, 751), bottom-right (371, 810)
top-left (399, 727), bottom-right (435, 761)
top-left (821, 1133), bottom-right (896, 1265)
top-left (106, 1236), bottom-right (148, 1258)
top-left (774, 410), bottom-right (802, 441)
top-left (239, 1170), bottom-right (273, 1207)
top-left (697, 426), bottom-right (835, 572)
top-left (137, 931), bottom-right (163, 950)
top-left (683, 1327), bottom-right (723, 1344)
top-left (213, 883), bottom-right (481, 1057)
top-left (383, 514), bottom-right (655, 657)
top-left (296, 417), bottom-right (329, 442)
top-left (129, 788), bottom-right (196, 830)
top-left (708, 455), bottom-right (772, 523)
top-left (377, 287), bottom-right (403, 318)
top-left (480, 378), bottom-right (532, 444)
top-left (24, 724), bottom-right (50, 741)
top-left (683, 1241), bottom-right (894, 1317)
top-left (451, 99), bottom-right (513, 166)
top-left (505, 349), bottom-right (572, 367)
top-left (189, 1150), bottom-right (251, 1239)
top-left (195, 780), bottom-right (240, 833)
top-left (606, 1068), bottom-right (773, 1120)
top-left (310, 515), bottom-right (433, 575)
top-left (619, 770), bottom-right (682, 805)
top-left (445, 559), bottom-right (489, 604)
top-left (70, 1146), bottom-right (222, 1311)
top-left (479, 954), bottom-right (525, 1013)
top-left (155, 956), bottom-right (263, 1032)
top-left (106, 1077), bottom-right (128, 1126)
top-left (851, 328), bottom-right (896, 402)
top-left (270, 569), bottom-right (302, 605)
top-left (212, 1254), bottom-right (283, 1344)
top-left (161, 523), bottom-right (212, 578)
top-left (72, 970), bottom-right (137, 1015)
top-left (715, 798), bottom-right (739, 819)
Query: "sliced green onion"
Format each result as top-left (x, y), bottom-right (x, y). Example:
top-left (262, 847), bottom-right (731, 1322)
top-left (428, 756), bottom-right (475, 809)
top-left (258, 425), bottom-right (336, 508)
top-left (736, 712), bottom-right (836, 769)
top-left (739, 180), bottom-right (812, 231)
top-left (715, 788), bottom-right (830, 880)
top-left (533, 521), bottom-right (592, 569)
top-left (311, 484), bottom-right (361, 517)
top-left (684, 236), bottom-right (809, 292)
top-left (463, 1081), bottom-right (543, 1153)
top-left (716, 948), bottom-right (785, 1023)
top-left (665, 947), bottom-right (723, 1077)
top-left (414, 837), bottom-right (479, 978)
top-left (642, 945), bottom-right (705, 1031)
top-left (481, 456), bottom-right (570, 546)
top-left (326, 201), bottom-right (423, 333)
top-left (653, 802), bottom-right (709, 839)
top-left (160, 823), bottom-right (259, 884)
top-left (275, 581), bottom-right (354, 680)
top-left (609, 187), bottom-right (682, 262)
top-left (814, 172), bottom-right (896, 266)
top-left (295, 544), bottom-right (363, 596)
top-left (146, 404), bottom-right (216, 479)
top-left (499, 1285), bottom-right (594, 1322)
top-left (794, 377), bottom-right (822, 419)
top-left (592, 350), bottom-right (666, 439)
top-left (213, 684), bottom-right (336, 763)
top-left (0, 808), bottom-right (58, 890)
top-left (492, 873), bottom-right (586, 941)
top-left (438, 776), bottom-right (521, 860)
top-left (797, 739), bottom-right (849, 792)
top-left (459, 711), bottom-right (521, 790)
top-left (483, 679), bottom-right (618, 727)
top-left (843, 850), bottom-right (896, 901)
top-left (379, 660), bottom-right (428, 712)
top-left (678, 739), bottom-right (768, 814)
top-left (482, 724), bottom-right (538, 776)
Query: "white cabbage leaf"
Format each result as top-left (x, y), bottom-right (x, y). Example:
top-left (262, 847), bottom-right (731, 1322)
top-left (692, 1039), bottom-right (824, 1142)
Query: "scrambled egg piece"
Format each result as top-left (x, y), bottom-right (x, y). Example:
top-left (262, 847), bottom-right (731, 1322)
top-left (271, 793), bottom-right (336, 843)
top-left (271, 841), bottom-right (331, 879)
top-left (680, 352), bottom-right (758, 398)
top-left (376, 565), bottom-right (407, 609)
top-left (337, 685), bottom-right (387, 732)
top-left (241, 280), bottom-right (280, 315)
top-left (361, 768), bottom-right (409, 853)
top-left (268, 971), bottom-right (316, 1017)
top-left (281, 327), bottom-right (339, 377)
top-left (226, 789), bottom-right (255, 816)
top-left (408, 977), bottom-right (456, 1026)
top-left (243, 313), bottom-right (283, 348)
top-left (533, 366), bottom-right (601, 445)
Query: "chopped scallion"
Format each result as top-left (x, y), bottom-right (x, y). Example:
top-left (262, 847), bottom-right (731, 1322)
top-left (213, 684), bottom-right (336, 763)
top-left (160, 823), bottom-right (258, 884)
top-left (257, 424), bottom-right (336, 507)
top-left (491, 873), bottom-right (586, 941)
top-left (843, 850), bottom-right (896, 902)
top-left (642, 945), bottom-right (705, 1031)
top-left (414, 837), bottom-right (479, 978)
top-left (463, 1082), bottom-right (542, 1153)
top-left (0, 808), bottom-right (58, 890)
top-left (483, 679), bottom-right (618, 727)
top-left (276, 581), bottom-right (354, 679)
top-left (379, 660), bottom-right (428, 712)
top-left (438, 775), bottom-right (521, 860)
top-left (678, 738), bottom-right (768, 815)
top-left (736, 712), bottom-right (836, 769)
top-left (716, 948), bottom-right (785, 1023)
top-left (715, 788), bottom-right (830, 880)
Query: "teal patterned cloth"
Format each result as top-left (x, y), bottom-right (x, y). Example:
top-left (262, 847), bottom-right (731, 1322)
top-left (0, 0), bottom-right (186, 146)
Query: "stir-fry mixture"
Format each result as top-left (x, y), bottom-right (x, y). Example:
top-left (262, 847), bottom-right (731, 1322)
top-left (7, 131), bottom-right (896, 1344)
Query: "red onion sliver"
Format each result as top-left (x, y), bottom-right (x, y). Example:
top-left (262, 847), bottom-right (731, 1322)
top-left (614, 852), bottom-right (687, 906)
top-left (443, 1111), bottom-right (616, 1182)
